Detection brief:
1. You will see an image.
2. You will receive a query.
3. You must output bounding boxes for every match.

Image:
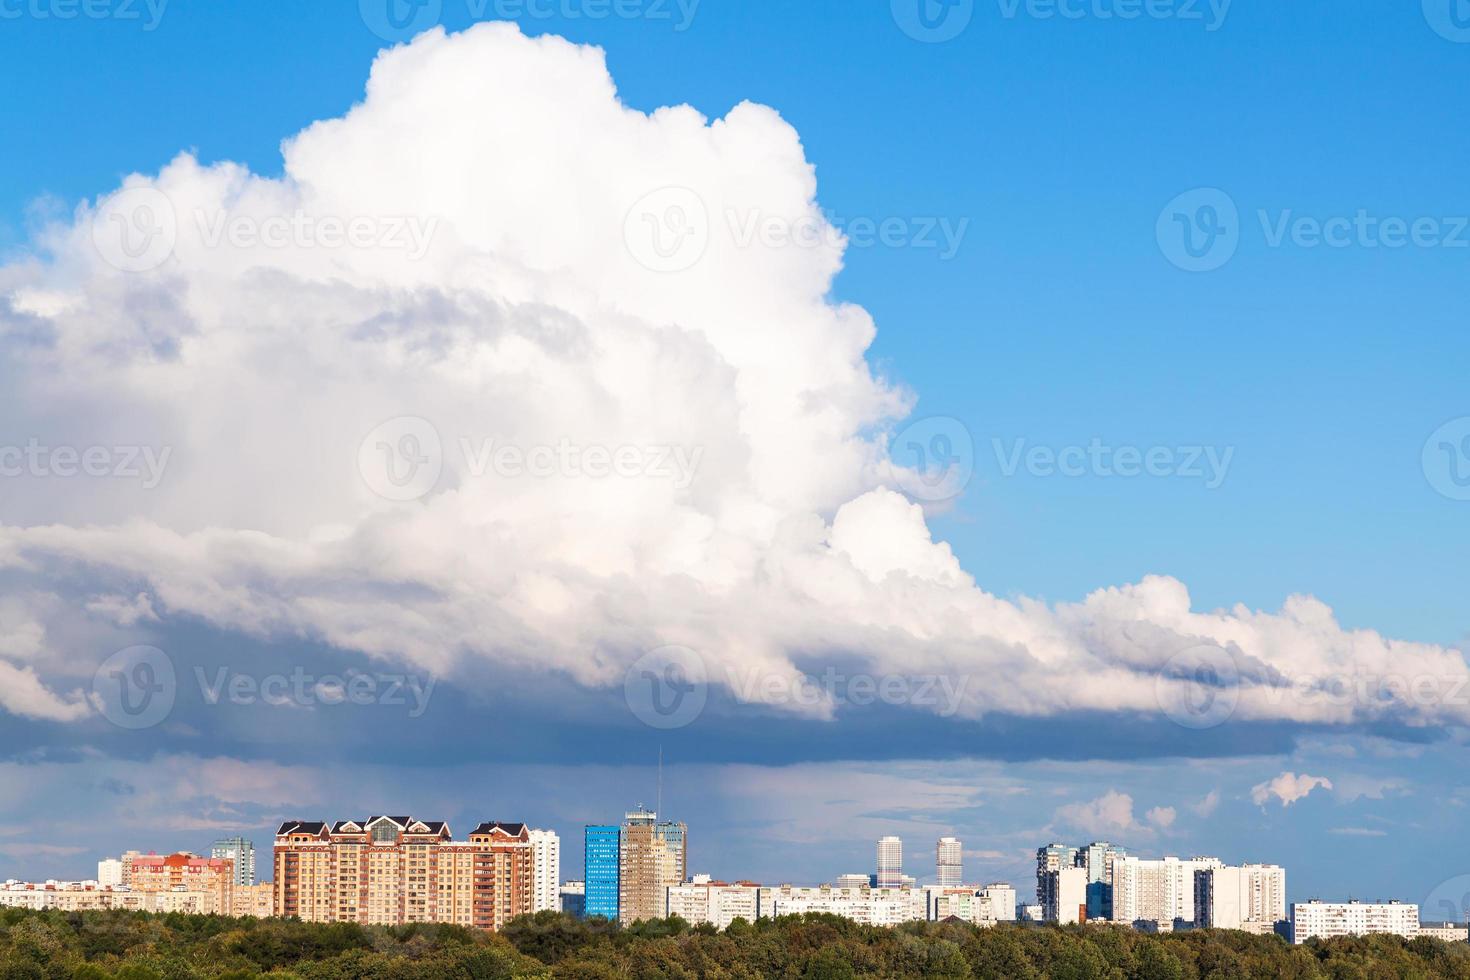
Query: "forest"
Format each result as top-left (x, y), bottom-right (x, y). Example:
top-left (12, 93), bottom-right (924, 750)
top-left (2, 907), bottom-right (1469, 979)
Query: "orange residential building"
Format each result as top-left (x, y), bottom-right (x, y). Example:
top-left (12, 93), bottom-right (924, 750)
top-left (273, 815), bottom-right (532, 930)
top-left (123, 852), bottom-right (235, 914)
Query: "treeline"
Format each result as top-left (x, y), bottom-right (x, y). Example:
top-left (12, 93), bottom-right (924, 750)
top-left (3, 906), bottom-right (1470, 979)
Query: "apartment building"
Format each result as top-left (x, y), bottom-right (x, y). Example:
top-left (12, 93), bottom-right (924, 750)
top-left (665, 876), bottom-right (761, 929)
top-left (211, 837), bottom-right (257, 887)
top-left (0, 882), bottom-right (213, 914)
top-left (96, 859), bottom-right (123, 887)
top-left (936, 838), bottom-right (963, 888)
top-left (124, 852), bottom-right (235, 915)
top-left (1111, 855), bottom-right (1222, 928)
top-left (273, 815), bottom-right (532, 931)
top-left (584, 825), bottom-right (620, 920)
top-left (876, 837), bottom-right (903, 888)
top-left (1418, 922), bottom-right (1469, 943)
top-left (1036, 842), bottom-right (1127, 923)
top-left (230, 882), bottom-right (275, 918)
top-left (618, 809), bottom-right (686, 923)
top-left (528, 829), bottom-right (560, 913)
top-left (658, 879), bottom-right (1022, 931)
top-left (560, 880), bottom-right (586, 919)
top-left (1043, 867), bottom-right (1089, 925)
top-left (927, 883), bottom-right (1017, 926)
top-left (1077, 842), bottom-right (1128, 920)
top-left (466, 821), bottom-right (536, 931)
top-left (1291, 900), bottom-right (1420, 943)
top-left (1036, 843), bottom-right (1079, 922)
top-left (980, 883), bottom-right (1017, 922)
top-left (760, 885), bottom-right (928, 926)
top-left (1194, 864), bottom-right (1286, 935)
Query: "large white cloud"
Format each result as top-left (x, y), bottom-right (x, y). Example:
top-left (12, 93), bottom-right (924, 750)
top-left (1, 22), bottom-right (1466, 732)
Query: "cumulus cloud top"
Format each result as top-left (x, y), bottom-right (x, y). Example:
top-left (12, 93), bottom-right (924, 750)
top-left (1055, 790), bottom-right (1140, 837)
top-left (1, 23), bottom-right (1467, 736)
top-left (1251, 772), bottom-right (1334, 808)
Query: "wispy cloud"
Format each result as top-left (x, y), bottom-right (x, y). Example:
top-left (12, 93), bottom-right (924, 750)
top-left (1332, 775), bottom-right (1409, 803)
top-left (1190, 790), bottom-right (1220, 818)
top-left (1145, 806), bottom-right (1176, 830)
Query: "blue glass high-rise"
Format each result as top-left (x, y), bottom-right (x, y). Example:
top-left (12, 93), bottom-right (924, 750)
top-left (584, 824), bottom-right (620, 920)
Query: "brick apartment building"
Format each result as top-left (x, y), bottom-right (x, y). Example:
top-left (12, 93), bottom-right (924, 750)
top-left (273, 815), bottom-right (532, 930)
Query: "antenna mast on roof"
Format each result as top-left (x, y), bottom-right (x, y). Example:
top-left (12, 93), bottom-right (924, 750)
top-left (657, 744), bottom-right (663, 819)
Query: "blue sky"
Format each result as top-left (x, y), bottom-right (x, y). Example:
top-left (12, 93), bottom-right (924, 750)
top-left (1, 0), bottom-right (1468, 912)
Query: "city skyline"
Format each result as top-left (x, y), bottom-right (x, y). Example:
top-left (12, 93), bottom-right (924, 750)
top-left (0, 0), bottom-right (1466, 919)
top-left (4, 822), bottom-right (1463, 947)
top-left (4, 818), bottom-right (1456, 923)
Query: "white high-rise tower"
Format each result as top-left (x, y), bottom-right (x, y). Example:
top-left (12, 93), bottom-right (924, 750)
top-left (936, 837), bottom-right (963, 887)
top-left (528, 829), bottom-right (561, 912)
top-left (876, 836), bottom-right (903, 888)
